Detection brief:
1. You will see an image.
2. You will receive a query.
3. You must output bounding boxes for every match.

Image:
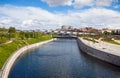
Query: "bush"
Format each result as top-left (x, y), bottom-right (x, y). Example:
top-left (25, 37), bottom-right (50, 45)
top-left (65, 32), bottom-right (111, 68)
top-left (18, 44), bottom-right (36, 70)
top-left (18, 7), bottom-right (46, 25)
top-left (0, 37), bottom-right (8, 44)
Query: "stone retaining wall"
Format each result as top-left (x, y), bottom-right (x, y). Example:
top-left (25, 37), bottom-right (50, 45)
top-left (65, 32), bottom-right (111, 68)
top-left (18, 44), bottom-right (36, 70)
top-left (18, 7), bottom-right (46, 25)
top-left (77, 38), bottom-right (120, 67)
top-left (1, 39), bottom-right (53, 78)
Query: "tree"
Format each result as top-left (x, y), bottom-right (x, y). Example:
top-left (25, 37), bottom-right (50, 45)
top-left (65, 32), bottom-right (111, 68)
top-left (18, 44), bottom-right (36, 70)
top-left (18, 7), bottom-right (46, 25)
top-left (8, 27), bottom-right (16, 39)
top-left (0, 27), bottom-right (8, 32)
top-left (111, 30), bottom-right (115, 35)
top-left (8, 27), bottom-right (16, 33)
top-left (103, 31), bottom-right (110, 36)
top-left (19, 31), bottom-right (25, 40)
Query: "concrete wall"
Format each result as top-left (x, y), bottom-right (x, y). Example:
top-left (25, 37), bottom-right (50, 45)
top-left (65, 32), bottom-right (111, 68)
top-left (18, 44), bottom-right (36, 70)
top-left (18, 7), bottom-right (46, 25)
top-left (0, 70), bottom-right (1, 78)
top-left (77, 38), bottom-right (120, 67)
top-left (1, 39), bottom-right (53, 78)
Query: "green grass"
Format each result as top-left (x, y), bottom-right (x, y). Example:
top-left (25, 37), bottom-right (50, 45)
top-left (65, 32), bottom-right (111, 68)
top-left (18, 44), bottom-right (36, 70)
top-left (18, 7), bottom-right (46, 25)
top-left (101, 37), bottom-right (120, 45)
top-left (83, 37), bottom-right (98, 43)
top-left (0, 35), bottom-right (52, 69)
top-left (103, 40), bottom-right (120, 45)
top-left (26, 36), bottom-right (52, 44)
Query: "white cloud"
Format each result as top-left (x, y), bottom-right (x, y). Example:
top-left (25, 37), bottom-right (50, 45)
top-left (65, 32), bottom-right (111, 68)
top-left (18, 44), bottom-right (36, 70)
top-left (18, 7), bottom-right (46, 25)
top-left (74, 0), bottom-right (118, 8)
top-left (41, 0), bottom-right (72, 7)
top-left (41, 0), bottom-right (118, 8)
top-left (0, 19), bottom-right (12, 24)
top-left (73, 0), bottom-right (95, 8)
top-left (0, 5), bottom-right (120, 30)
top-left (95, 0), bottom-right (117, 7)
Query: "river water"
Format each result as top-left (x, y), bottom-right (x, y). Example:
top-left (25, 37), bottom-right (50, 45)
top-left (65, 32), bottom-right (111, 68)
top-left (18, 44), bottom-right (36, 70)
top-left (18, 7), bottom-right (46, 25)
top-left (9, 39), bottom-right (120, 78)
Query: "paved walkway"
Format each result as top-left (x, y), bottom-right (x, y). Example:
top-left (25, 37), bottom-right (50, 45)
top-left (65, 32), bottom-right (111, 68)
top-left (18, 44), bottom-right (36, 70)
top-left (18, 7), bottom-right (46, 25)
top-left (80, 38), bottom-right (120, 56)
top-left (0, 40), bottom-right (13, 46)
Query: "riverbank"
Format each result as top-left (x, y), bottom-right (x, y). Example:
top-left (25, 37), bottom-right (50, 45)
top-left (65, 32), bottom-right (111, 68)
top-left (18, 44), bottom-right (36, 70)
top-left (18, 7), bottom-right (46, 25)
top-left (1, 39), bottom-right (53, 78)
top-left (0, 36), bottom-right (52, 69)
top-left (77, 37), bottom-right (120, 66)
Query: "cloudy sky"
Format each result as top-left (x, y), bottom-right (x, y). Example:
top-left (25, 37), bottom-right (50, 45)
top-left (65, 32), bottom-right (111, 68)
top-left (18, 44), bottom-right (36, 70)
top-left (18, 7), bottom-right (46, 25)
top-left (0, 0), bottom-right (120, 30)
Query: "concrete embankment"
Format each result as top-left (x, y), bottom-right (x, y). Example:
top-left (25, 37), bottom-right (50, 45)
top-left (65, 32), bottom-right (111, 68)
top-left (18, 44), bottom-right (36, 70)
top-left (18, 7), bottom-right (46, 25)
top-left (77, 37), bottom-right (120, 67)
top-left (1, 39), bottom-right (53, 78)
top-left (0, 70), bottom-right (1, 78)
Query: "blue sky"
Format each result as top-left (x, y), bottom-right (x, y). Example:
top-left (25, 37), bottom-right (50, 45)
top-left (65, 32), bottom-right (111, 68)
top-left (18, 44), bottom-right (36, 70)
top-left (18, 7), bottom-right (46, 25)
top-left (0, 0), bottom-right (120, 30)
top-left (0, 0), bottom-right (119, 12)
top-left (0, 0), bottom-right (75, 13)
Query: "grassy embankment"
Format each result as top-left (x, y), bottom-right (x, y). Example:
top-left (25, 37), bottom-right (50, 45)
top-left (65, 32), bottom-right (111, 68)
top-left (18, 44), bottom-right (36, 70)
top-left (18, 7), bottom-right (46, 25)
top-left (83, 37), bottom-right (120, 45)
top-left (0, 35), bottom-right (52, 69)
top-left (102, 38), bottom-right (120, 45)
top-left (82, 37), bottom-right (98, 43)
top-left (80, 35), bottom-right (120, 45)
top-left (83, 37), bottom-right (98, 43)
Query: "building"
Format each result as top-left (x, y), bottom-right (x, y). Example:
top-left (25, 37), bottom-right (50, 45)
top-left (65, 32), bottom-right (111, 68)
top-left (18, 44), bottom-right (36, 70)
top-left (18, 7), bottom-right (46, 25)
top-left (114, 29), bottom-right (120, 35)
top-left (101, 28), bottom-right (113, 33)
top-left (61, 25), bottom-right (73, 30)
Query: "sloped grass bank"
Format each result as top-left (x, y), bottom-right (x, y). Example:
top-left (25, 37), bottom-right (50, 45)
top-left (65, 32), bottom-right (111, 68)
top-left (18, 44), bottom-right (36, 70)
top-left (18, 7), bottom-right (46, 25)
top-left (83, 37), bottom-right (98, 43)
top-left (0, 36), bottom-right (52, 69)
top-left (102, 38), bottom-right (120, 45)
top-left (103, 40), bottom-right (120, 45)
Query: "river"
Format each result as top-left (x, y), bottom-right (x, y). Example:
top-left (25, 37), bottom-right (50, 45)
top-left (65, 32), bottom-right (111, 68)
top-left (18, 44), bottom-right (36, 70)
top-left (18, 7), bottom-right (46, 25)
top-left (9, 39), bottom-right (120, 78)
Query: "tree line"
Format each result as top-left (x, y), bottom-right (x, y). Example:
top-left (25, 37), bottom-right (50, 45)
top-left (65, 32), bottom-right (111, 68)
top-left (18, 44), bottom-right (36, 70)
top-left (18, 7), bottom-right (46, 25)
top-left (0, 27), bottom-right (44, 44)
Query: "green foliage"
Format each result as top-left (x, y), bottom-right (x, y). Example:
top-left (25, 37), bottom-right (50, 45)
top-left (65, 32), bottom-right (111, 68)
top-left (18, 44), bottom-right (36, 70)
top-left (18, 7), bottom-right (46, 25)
top-left (0, 35), bottom-right (52, 69)
top-left (83, 37), bottom-right (98, 43)
top-left (19, 31), bottom-right (25, 40)
top-left (103, 31), bottom-right (111, 36)
top-left (0, 37), bottom-right (8, 44)
top-left (52, 33), bottom-right (58, 37)
top-left (0, 27), bottom-right (8, 32)
top-left (0, 27), bottom-right (46, 44)
top-left (0, 27), bottom-right (52, 68)
top-left (27, 36), bottom-right (52, 44)
top-left (0, 40), bottom-right (25, 68)
top-left (111, 30), bottom-right (115, 35)
top-left (8, 27), bottom-right (16, 33)
top-left (102, 38), bottom-right (120, 45)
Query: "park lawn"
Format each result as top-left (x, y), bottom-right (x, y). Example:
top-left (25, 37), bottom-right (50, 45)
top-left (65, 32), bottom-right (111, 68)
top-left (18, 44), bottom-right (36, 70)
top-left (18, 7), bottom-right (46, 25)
top-left (83, 37), bottom-right (98, 43)
top-left (27, 36), bottom-right (52, 44)
top-left (0, 35), bottom-right (52, 69)
top-left (103, 40), bottom-right (120, 45)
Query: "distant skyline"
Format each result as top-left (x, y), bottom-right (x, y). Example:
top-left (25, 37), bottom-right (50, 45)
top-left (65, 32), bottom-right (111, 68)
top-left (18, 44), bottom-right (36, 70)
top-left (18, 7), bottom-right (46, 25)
top-left (0, 0), bottom-right (120, 30)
